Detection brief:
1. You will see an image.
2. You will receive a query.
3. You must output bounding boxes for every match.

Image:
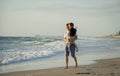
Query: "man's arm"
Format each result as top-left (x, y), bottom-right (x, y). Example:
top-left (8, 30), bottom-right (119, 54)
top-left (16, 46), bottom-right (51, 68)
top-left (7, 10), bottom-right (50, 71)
top-left (74, 35), bottom-right (77, 40)
top-left (70, 35), bottom-right (77, 40)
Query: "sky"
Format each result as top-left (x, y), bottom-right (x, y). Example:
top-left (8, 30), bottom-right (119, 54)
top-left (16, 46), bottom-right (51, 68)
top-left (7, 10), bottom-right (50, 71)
top-left (0, 0), bottom-right (120, 36)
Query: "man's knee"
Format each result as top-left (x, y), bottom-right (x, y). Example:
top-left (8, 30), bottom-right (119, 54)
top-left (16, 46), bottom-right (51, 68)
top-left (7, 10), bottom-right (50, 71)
top-left (66, 55), bottom-right (68, 58)
top-left (71, 54), bottom-right (75, 58)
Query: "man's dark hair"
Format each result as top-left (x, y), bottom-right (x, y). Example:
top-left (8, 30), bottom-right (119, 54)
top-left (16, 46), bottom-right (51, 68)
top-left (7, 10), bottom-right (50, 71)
top-left (69, 23), bottom-right (74, 27)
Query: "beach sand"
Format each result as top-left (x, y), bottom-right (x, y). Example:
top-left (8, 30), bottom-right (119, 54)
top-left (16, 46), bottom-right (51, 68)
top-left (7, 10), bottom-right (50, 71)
top-left (1, 58), bottom-right (120, 76)
top-left (103, 35), bottom-right (120, 39)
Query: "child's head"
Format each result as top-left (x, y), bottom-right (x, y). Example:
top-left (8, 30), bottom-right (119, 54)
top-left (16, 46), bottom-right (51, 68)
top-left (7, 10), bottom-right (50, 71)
top-left (68, 22), bottom-right (76, 36)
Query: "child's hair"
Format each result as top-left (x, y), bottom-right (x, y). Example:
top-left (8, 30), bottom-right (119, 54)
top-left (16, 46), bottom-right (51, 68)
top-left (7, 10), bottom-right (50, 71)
top-left (69, 23), bottom-right (76, 36)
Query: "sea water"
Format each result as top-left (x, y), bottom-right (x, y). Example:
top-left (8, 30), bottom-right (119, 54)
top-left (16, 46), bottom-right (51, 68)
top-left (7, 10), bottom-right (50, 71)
top-left (0, 36), bottom-right (120, 74)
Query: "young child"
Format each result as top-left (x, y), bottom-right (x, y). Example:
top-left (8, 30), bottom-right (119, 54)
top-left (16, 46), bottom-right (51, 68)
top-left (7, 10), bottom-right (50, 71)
top-left (64, 23), bottom-right (78, 52)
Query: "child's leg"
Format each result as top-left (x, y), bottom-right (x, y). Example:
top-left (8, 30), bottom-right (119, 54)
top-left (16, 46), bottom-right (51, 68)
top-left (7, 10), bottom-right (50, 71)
top-left (67, 38), bottom-right (71, 51)
top-left (67, 42), bottom-right (71, 51)
top-left (74, 43), bottom-right (78, 52)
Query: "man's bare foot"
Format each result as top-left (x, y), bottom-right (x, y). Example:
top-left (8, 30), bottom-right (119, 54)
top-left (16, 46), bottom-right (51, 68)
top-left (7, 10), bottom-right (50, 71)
top-left (64, 66), bottom-right (68, 69)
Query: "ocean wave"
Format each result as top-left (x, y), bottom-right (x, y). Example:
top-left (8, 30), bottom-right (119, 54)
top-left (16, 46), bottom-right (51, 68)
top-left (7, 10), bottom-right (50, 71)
top-left (1, 37), bottom-right (120, 66)
top-left (0, 40), bottom-right (65, 65)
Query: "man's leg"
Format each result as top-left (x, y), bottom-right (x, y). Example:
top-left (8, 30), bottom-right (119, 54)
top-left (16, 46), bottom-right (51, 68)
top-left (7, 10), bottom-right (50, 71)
top-left (65, 56), bottom-right (68, 69)
top-left (65, 45), bottom-right (69, 69)
top-left (71, 44), bottom-right (78, 68)
top-left (72, 55), bottom-right (78, 68)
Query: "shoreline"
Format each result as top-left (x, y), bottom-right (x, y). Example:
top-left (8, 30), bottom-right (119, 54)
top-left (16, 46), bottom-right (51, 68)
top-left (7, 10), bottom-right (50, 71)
top-left (102, 35), bottom-right (120, 39)
top-left (1, 57), bottom-right (120, 76)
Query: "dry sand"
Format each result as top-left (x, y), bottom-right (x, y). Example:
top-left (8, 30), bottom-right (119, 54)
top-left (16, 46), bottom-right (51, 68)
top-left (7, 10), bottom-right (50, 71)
top-left (1, 58), bottom-right (120, 76)
top-left (103, 35), bottom-right (120, 39)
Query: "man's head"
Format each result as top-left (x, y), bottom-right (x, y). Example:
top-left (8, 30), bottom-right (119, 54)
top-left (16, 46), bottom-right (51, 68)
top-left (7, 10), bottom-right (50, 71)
top-left (68, 22), bottom-right (74, 29)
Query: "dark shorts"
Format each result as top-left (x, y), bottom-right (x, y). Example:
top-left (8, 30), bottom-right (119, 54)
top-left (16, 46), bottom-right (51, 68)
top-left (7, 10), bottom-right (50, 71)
top-left (65, 43), bottom-right (75, 56)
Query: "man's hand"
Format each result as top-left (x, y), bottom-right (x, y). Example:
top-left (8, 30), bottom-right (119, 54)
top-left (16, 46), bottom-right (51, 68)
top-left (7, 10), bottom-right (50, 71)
top-left (74, 35), bottom-right (77, 40)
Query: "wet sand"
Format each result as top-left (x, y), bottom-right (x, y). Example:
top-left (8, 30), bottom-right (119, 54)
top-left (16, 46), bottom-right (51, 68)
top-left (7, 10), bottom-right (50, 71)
top-left (1, 58), bottom-right (120, 76)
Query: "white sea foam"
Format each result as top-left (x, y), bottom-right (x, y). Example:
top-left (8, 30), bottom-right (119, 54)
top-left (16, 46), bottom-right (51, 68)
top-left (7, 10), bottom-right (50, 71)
top-left (0, 40), bottom-right (65, 65)
top-left (0, 37), bottom-right (120, 74)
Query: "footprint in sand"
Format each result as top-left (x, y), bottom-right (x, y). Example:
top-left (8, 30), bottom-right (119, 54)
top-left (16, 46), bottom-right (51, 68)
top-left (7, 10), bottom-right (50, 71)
top-left (75, 72), bottom-right (91, 74)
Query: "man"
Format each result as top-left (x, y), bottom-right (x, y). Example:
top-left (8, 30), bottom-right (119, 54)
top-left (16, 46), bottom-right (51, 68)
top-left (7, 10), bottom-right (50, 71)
top-left (64, 22), bottom-right (78, 69)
